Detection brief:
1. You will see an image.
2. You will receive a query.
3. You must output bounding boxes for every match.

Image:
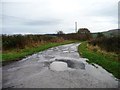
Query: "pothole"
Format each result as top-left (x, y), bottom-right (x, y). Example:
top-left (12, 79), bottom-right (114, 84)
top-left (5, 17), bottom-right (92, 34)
top-left (55, 59), bottom-right (85, 69)
top-left (49, 59), bottom-right (85, 71)
top-left (49, 61), bottom-right (68, 71)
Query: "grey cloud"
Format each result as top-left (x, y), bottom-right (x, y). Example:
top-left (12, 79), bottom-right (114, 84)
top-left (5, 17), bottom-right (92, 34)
top-left (1, 0), bottom-right (118, 34)
top-left (86, 2), bottom-right (118, 17)
top-left (2, 14), bottom-right (62, 26)
top-left (2, 26), bottom-right (48, 34)
top-left (2, 14), bottom-right (30, 21)
top-left (25, 19), bottom-right (62, 26)
top-left (2, 14), bottom-right (32, 26)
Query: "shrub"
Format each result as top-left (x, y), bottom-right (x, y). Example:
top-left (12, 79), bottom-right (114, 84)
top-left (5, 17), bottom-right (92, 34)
top-left (2, 34), bottom-right (65, 51)
top-left (89, 36), bottom-right (120, 54)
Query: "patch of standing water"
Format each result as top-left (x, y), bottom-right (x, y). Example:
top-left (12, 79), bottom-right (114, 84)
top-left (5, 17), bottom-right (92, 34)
top-left (49, 61), bottom-right (68, 71)
top-left (55, 59), bottom-right (85, 69)
top-left (49, 59), bottom-right (86, 71)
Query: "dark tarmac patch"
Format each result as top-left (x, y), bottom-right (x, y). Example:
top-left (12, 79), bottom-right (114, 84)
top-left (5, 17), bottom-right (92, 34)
top-left (43, 61), bottom-right (53, 67)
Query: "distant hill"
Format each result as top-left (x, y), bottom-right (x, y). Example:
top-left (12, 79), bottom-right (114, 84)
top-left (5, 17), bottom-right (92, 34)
top-left (45, 29), bottom-right (120, 38)
top-left (92, 29), bottom-right (120, 38)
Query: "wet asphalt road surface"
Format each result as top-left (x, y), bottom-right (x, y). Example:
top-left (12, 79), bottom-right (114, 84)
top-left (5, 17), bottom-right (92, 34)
top-left (2, 43), bottom-right (118, 88)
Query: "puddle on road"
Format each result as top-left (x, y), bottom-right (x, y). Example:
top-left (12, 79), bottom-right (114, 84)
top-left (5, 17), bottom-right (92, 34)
top-left (50, 61), bottom-right (68, 71)
top-left (49, 59), bottom-right (85, 71)
top-left (55, 59), bottom-right (85, 69)
top-left (62, 51), bottom-right (69, 53)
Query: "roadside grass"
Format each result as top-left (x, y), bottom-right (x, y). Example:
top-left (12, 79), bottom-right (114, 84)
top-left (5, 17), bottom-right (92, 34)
top-left (78, 42), bottom-right (120, 79)
top-left (2, 40), bottom-right (75, 65)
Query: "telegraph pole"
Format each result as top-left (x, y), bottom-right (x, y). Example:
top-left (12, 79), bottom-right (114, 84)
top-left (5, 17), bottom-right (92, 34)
top-left (75, 22), bottom-right (77, 33)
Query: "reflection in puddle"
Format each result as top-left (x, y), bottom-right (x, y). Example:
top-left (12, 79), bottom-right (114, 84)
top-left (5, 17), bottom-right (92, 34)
top-left (50, 61), bottom-right (68, 71)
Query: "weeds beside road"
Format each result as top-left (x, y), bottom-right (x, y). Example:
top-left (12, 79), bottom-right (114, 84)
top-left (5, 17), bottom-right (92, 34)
top-left (2, 40), bottom-right (75, 65)
top-left (78, 42), bottom-right (120, 79)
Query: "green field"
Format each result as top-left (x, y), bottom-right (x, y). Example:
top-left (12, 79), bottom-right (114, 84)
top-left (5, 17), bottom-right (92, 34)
top-left (78, 42), bottom-right (120, 79)
top-left (2, 40), bottom-right (74, 65)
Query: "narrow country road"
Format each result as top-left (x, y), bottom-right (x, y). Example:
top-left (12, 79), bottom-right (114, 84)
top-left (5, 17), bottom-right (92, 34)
top-left (2, 43), bottom-right (118, 88)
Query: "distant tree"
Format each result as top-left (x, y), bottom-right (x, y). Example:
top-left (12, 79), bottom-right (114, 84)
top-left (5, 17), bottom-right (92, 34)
top-left (57, 31), bottom-right (64, 35)
top-left (78, 28), bottom-right (90, 34)
top-left (77, 28), bottom-right (92, 40)
top-left (97, 33), bottom-right (105, 38)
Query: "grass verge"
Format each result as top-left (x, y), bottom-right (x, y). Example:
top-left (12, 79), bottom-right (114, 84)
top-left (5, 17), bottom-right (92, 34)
top-left (78, 42), bottom-right (120, 79)
top-left (2, 40), bottom-right (75, 65)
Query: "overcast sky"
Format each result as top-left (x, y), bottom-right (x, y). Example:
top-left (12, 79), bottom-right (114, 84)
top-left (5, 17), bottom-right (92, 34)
top-left (0, 0), bottom-right (119, 34)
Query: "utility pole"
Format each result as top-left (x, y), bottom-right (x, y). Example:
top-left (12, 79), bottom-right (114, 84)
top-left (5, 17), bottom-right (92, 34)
top-left (75, 22), bottom-right (77, 33)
